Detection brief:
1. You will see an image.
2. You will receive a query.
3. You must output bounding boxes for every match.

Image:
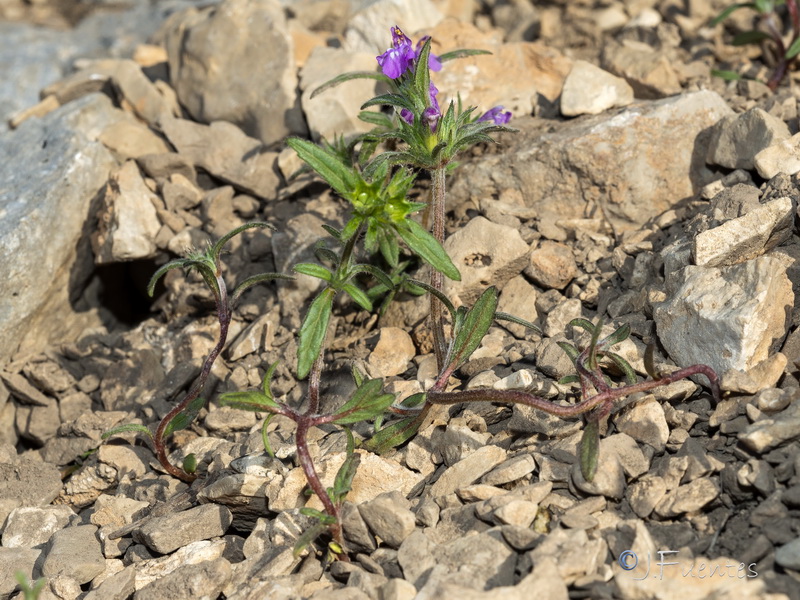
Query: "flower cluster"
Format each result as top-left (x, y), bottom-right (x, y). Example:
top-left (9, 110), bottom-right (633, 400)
top-left (478, 105), bottom-right (512, 125)
top-left (377, 26), bottom-right (442, 79)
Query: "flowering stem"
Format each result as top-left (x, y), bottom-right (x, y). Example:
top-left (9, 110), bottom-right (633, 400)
top-left (154, 272), bottom-right (231, 483)
top-left (429, 166), bottom-right (448, 369)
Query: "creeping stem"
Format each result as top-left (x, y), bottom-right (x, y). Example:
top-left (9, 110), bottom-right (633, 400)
top-left (429, 166), bottom-right (448, 369)
top-left (155, 271), bottom-right (231, 483)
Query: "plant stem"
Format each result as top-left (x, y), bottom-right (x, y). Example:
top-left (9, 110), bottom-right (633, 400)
top-left (427, 364), bottom-right (720, 417)
top-left (154, 273), bottom-right (231, 483)
top-left (429, 166), bottom-right (448, 370)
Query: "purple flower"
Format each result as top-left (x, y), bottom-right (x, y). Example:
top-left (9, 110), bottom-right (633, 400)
top-left (424, 82), bottom-right (441, 132)
top-left (478, 106), bottom-right (512, 125)
top-left (400, 108), bottom-right (414, 125)
top-left (376, 27), bottom-right (442, 79)
top-left (415, 36), bottom-right (442, 72)
top-left (377, 26), bottom-right (415, 79)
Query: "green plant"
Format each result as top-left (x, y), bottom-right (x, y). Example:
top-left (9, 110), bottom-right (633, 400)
top-left (711, 0), bottom-right (800, 89)
top-left (14, 571), bottom-right (45, 600)
top-left (102, 223), bottom-right (290, 482)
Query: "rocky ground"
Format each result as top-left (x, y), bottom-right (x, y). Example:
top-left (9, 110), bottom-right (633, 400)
top-left (1, 0), bottom-right (800, 598)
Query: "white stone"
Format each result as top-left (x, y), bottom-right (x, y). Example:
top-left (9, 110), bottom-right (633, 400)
top-left (561, 60), bottom-right (634, 117)
top-left (344, 0), bottom-right (444, 54)
top-left (754, 131), bottom-right (800, 178)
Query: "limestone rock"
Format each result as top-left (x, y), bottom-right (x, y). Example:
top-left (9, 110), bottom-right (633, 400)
top-left (525, 240), bottom-right (578, 290)
top-left (560, 60), bottom-right (634, 117)
top-left (133, 504), bottom-right (233, 554)
top-left (706, 107), bottom-right (791, 171)
top-left (754, 131), bottom-right (800, 178)
top-left (164, 0), bottom-right (306, 145)
top-left (42, 525), bottom-right (106, 585)
top-left (92, 161), bottom-right (161, 263)
top-left (654, 256), bottom-right (793, 375)
top-left (443, 217), bottom-right (530, 307)
top-left (368, 327), bottom-right (416, 377)
top-left (600, 40), bottom-right (681, 99)
top-left (344, 0), bottom-right (444, 54)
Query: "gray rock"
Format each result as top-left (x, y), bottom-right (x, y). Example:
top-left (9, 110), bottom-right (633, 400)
top-left (0, 93), bottom-right (119, 365)
top-left (626, 474), bottom-right (667, 518)
top-left (0, 547), bottom-right (41, 599)
top-left (15, 397), bottom-right (61, 445)
top-left (530, 527), bottom-right (606, 584)
top-left (161, 117), bottom-right (281, 199)
top-left (449, 91), bottom-right (731, 233)
top-left (707, 107), bottom-right (791, 170)
top-left (83, 565), bottom-right (136, 600)
top-left (358, 492), bottom-right (416, 549)
top-left (429, 445), bottom-right (506, 498)
top-left (134, 539), bottom-right (228, 590)
top-left (367, 327), bottom-right (416, 378)
top-left (92, 161), bottom-right (161, 263)
top-left (443, 217), bottom-right (530, 307)
top-left (493, 499), bottom-right (539, 528)
top-left (613, 397), bottom-right (669, 453)
top-left (165, 0), bottom-right (305, 146)
top-left (738, 398), bottom-right (800, 453)
top-left (0, 371), bottom-right (51, 406)
top-left (342, 501), bottom-right (377, 553)
top-left (300, 46), bottom-right (380, 142)
top-left (2, 505), bottom-right (75, 548)
top-left (654, 256), bottom-right (793, 376)
top-left (692, 196), bottom-right (794, 267)
top-left (133, 504), bottom-right (233, 554)
top-left (496, 276), bottom-right (539, 338)
top-left (344, 0), bottom-right (443, 53)
top-left (571, 443), bottom-right (626, 500)
top-left (133, 558), bottom-right (232, 600)
top-left (0, 454), bottom-right (62, 507)
top-left (543, 298), bottom-right (583, 339)
top-left (654, 477), bottom-right (719, 517)
top-left (754, 131), bottom-right (800, 178)
top-left (775, 537), bottom-right (800, 570)
top-left (42, 525), bottom-right (106, 585)
top-left (600, 40), bottom-right (681, 99)
top-left (560, 60), bottom-right (634, 117)
top-left (525, 240), bottom-right (578, 290)
top-left (481, 454), bottom-right (536, 485)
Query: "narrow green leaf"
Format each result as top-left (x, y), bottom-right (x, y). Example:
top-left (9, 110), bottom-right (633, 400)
top-left (605, 352), bottom-right (637, 385)
top-left (310, 70), bottom-right (392, 99)
top-left (558, 374), bottom-right (580, 385)
top-left (567, 318), bottom-right (597, 335)
top-left (342, 283), bottom-right (374, 312)
top-left (211, 222), bottom-right (275, 257)
top-left (556, 341), bottom-right (580, 363)
top-left (183, 453), bottom-right (197, 474)
top-left (163, 394), bottom-right (206, 438)
top-left (711, 68), bottom-right (743, 81)
top-left (395, 219), bottom-right (460, 281)
top-left (232, 272), bottom-right (294, 304)
top-left (147, 259), bottom-right (192, 297)
top-left (102, 423), bottom-right (153, 440)
top-left (447, 287), bottom-right (498, 370)
top-left (580, 420), bottom-right (600, 482)
top-left (494, 311), bottom-right (542, 334)
top-left (321, 224), bottom-right (342, 240)
top-left (261, 413), bottom-right (275, 457)
top-left (332, 378), bottom-right (395, 424)
top-left (294, 263), bottom-right (334, 281)
top-left (361, 93), bottom-right (417, 112)
top-left (293, 521), bottom-right (331, 557)
top-left (297, 288), bottom-right (336, 379)
top-left (286, 137), bottom-right (357, 196)
top-left (363, 413), bottom-right (425, 454)
top-left (349, 264), bottom-right (395, 291)
top-left (786, 35), bottom-right (800, 58)
top-left (358, 110), bottom-right (394, 128)
top-left (732, 30), bottom-right (772, 46)
top-left (406, 278), bottom-right (457, 321)
top-left (414, 37), bottom-right (432, 107)
top-left (753, 0), bottom-right (773, 12)
top-left (710, 3), bottom-right (755, 26)
top-left (598, 323), bottom-right (631, 350)
top-left (219, 390), bottom-right (280, 412)
top-left (332, 447), bottom-right (360, 503)
top-left (438, 48), bottom-right (493, 62)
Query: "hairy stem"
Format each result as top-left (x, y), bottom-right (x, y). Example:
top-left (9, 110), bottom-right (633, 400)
top-left (429, 166), bottom-right (448, 370)
top-left (427, 364), bottom-right (720, 417)
top-left (155, 273), bottom-right (231, 483)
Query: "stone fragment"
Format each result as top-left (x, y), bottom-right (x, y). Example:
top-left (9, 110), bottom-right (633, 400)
top-left (368, 327), bottom-right (416, 377)
top-left (738, 399), bottom-right (800, 453)
top-left (525, 240), bottom-right (578, 290)
top-left (300, 46), bottom-right (380, 142)
top-left (358, 492), bottom-right (416, 549)
top-left (83, 565), bottom-right (136, 600)
top-left (493, 499), bottom-right (539, 528)
top-left (0, 547), bottom-right (41, 599)
top-left (613, 397), bottom-right (669, 454)
top-left (449, 91), bottom-right (731, 233)
top-left (443, 217), bottom-right (530, 307)
top-left (654, 477), bottom-right (719, 517)
top-left (134, 540), bottom-right (227, 590)
top-left (164, 0), bottom-right (305, 145)
top-left (706, 107), bottom-right (791, 170)
top-left (481, 454), bottom-right (536, 485)
top-left (693, 196), bottom-right (793, 267)
top-left (0, 372), bottom-right (50, 406)
top-left (0, 93), bottom-right (118, 364)
top-left (430, 445), bottom-right (506, 498)
top-left (654, 256), bottom-right (793, 375)
top-left (531, 528), bottom-right (605, 584)
top-left (571, 445), bottom-right (626, 500)
top-left (775, 537), bottom-right (800, 570)
top-left (431, 20), bottom-right (571, 111)
top-left (2, 505), bottom-right (75, 548)
top-left (754, 131), bottom-right (800, 178)
top-left (92, 161), bottom-right (161, 263)
top-left (496, 276), bottom-right (538, 338)
top-left (15, 397), bottom-right (60, 445)
top-left (600, 40), bottom-right (680, 98)
top-left (161, 117), bottom-right (280, 199)
top-left (0, 454), bottom-right (62, 507)
top-left (226, 314), bottom-right (275, 361)
top-left (344, 0), bottom-right (443, 53)
top-left (133, 504), bottom-right (233, 554)
top-left (99, 119), bottom-right (169, 160)
top-left (133, 559), bottom-right (232, 600)
top-left (42, 525), bottom-right (106, 584)
top-left (560, 60), bottom-right (634, 117)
